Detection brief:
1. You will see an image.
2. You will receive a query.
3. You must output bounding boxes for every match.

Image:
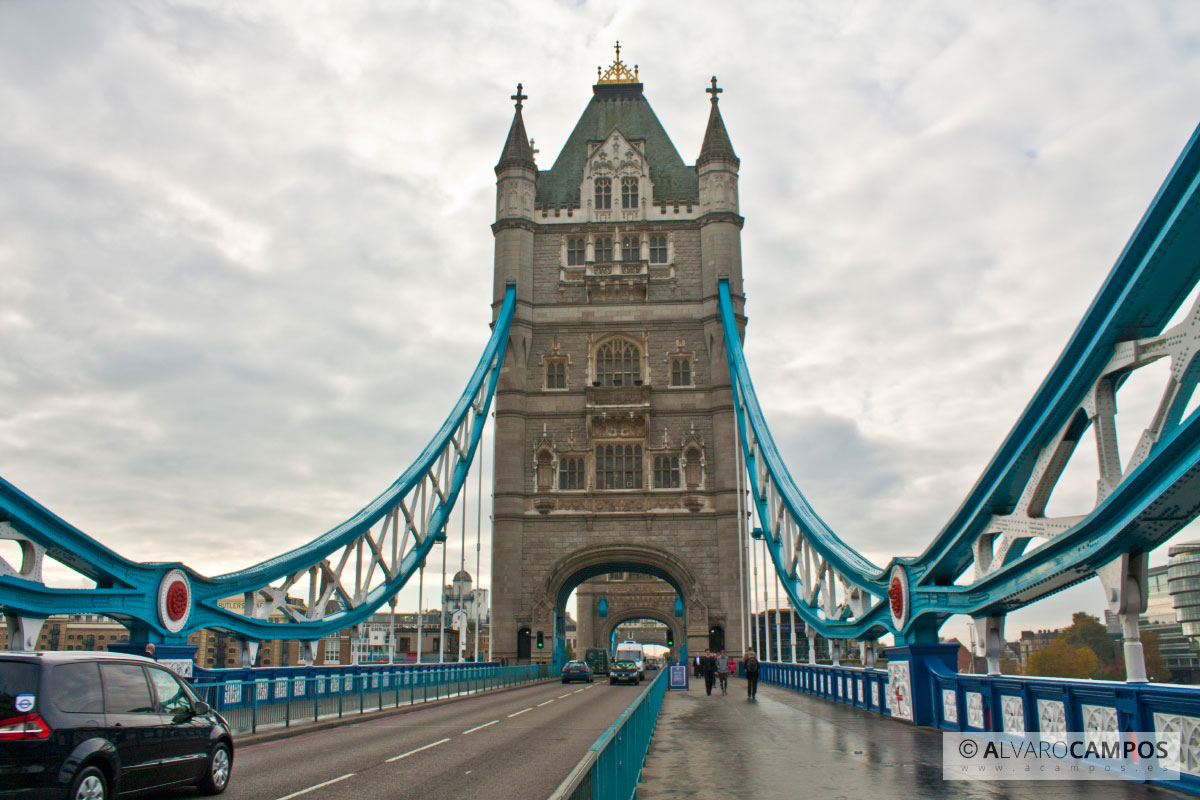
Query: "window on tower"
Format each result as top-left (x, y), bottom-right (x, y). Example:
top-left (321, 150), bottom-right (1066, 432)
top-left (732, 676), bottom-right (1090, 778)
top-left (654, 455), bottom-right (681, 489)
top-left (545, 359), bottom-right (566, 389)
top-left (595, 236), bottom-right (613, 262)
top-left (595, 178), bottom-right (612, 210)
top-left (558, 457), bottom-right (584, 490)
top-left (595, 443), bottom-right (643, 490)
top-left (670, 357), bottom-right (692, 387)
top-left (622, 235), bottom-right (639, 261)
top-left (649, 235), bottom-right (667, 264)
top-left (567, 238), bottom-right (586, 266)
top-left (595, 339), bottom-right (640, 387)
top-left (621, 178), bottom-right (638, 209)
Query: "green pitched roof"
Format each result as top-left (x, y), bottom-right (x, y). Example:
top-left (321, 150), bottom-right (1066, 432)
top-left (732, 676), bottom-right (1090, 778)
top-left (536, 83), bottom-right (699, 207)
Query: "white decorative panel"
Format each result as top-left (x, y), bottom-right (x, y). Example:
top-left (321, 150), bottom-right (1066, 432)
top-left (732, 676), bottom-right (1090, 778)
top-left (1002, 695), bottom-right (1024, 734)
top-left (293, 676), bottom-right (306, 697)
top-left (888, 661), bottom-right (913, 721)
top-left (224, 682), bottom-right (241, 705)
top-left (1155, 712), bottom-right (1200, 776)
top-left (1037, 699), bottom-right (1066, 743)
top-left (857, 679), bottom-right (864, 701)
top-left (274, 678), bottom-right (288, 699)
top-left (1082, 704), bottom-right (1118, 750)
top-left (872, 682), bottom-right (880, 708)
top-left (256, 678), bottom-right (269, 700)
top-left (943, 689), bottom-right (958, 724)
top-left (967, 692), bottom-right (984, 729)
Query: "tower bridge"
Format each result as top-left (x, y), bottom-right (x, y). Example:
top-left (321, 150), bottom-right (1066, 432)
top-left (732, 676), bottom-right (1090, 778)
top-left (4, 43), bottom-right (1200, 796)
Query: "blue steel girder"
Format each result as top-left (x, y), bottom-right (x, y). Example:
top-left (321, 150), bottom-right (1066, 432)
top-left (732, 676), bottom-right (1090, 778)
top-left (0, 285), bottom-right (517, 643)
top-left (719, 118), bottom-right (1200, 642)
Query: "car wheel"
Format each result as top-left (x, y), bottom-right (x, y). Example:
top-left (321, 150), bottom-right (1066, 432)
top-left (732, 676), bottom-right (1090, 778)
top-left (69, 765), bottom-right (108, 800)
top-left (198, 741), bottom-right (232, 795)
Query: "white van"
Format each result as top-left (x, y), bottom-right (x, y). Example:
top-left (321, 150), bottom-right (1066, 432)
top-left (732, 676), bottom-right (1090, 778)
top-left (613, 640), bottom-right (645, 680)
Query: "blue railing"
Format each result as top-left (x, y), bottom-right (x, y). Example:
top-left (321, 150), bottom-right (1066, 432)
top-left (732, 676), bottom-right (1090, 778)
top-left (549, 667), bottom-right (669, 800)
top-left (752, 658), bottom-right (1200, 794)
top-left (191, 661), bottom-right (550, 735)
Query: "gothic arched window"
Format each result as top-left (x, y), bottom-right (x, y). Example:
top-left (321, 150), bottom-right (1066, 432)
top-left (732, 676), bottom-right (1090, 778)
top-left (567, 238), bottom-right (586, 266)
top-left (595, 339), bottom-right (641, 387)
top-left (654, 456), bottom-right (681, 488)
top-left (595, 178), bottom-right (612, 210)
top-left (649, 235), bottom-right (667, 264)
top-left (595, 443), bottom-right (643, 490)
top-left (595, 237), bottom-right (613, 262)
top-left (621, 178), bottom-right (638, 209)
top-left (622, 235), bottom-right (639, 261)
top-left (558, 457), bottom-right (584, 490)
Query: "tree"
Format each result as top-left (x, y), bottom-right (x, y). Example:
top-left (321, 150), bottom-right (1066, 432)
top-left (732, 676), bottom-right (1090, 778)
top-left (565, 642), bottom-right (575, 661)
top-left (1141, 629), bottom-right (1172, 682)
top-left (1060, 612), bottom-right (1118, 676)
top-left (1025, 637), bottom-right (1099, 679)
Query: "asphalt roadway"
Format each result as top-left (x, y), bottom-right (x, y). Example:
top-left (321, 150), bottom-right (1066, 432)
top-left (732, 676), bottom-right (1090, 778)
top-left (177, 677), bottom-right (641, 800)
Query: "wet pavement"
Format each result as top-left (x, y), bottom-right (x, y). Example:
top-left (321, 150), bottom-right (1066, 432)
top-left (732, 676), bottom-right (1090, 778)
top-left (638, 677), bottom-right (1187, 799)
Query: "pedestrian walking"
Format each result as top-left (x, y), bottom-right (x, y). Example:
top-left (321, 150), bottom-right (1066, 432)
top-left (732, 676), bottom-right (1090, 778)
top-left (143, 643), bottom-right (157, 661)
top-left (715, 650), bottom-right (730, 694)
top-left (693, 653), bottom-right (701, 677)
top-left (700, 649), bottom-right (717, 696)
top-left (744, 648), bottom-right (759, 699)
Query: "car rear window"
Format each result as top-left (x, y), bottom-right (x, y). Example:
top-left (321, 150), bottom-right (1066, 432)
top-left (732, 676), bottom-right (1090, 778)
top-left (100, 664), bottom-right (155, 713)
top-left (0, 661), bottom-right (39, 716)
top-left (49, 662), bottom-right (103, 713)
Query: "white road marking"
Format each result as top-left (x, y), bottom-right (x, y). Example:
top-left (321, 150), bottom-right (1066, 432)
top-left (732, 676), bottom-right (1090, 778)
top-left (275, 773), bottom-right (355, 800)
top-left (573, 688), bottom-right (584, 694)
top-left (507, 707), bottom-right (533, 717)
top-left (537, 699), bottom-right (555, 706)
top-left (387, 737), bottom-right (451, 762)
top-left (462, 719), bottom-right (499, 735)
top-left (558, 693), bottom-right (572, 698)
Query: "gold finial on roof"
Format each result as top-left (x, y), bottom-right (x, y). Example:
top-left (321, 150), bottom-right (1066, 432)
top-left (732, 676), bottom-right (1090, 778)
top-left (597, 40), bottom-right (639, 84)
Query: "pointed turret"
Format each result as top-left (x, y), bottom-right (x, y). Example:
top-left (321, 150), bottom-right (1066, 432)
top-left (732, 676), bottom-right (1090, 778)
top-left (697, 77), bottom-right (739, 168)
top-left (495, 83), bottom-right (537, 174)
top-left (696, 76), bottom-right (743, 302)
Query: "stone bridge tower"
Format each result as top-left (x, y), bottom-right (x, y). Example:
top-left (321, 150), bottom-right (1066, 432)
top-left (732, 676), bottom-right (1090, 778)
top-left (490, 47), bottom-right (746, 664)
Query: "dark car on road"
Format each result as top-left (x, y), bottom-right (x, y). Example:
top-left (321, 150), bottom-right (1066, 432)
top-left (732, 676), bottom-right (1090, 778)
top-left (0, 650), bottom-right (233, 799)
top-left (560, 660), bottom-right (593, 684)
top-left (609, 660), bottom-right (640, 686)
top-left (583, 648), bottom-right (609, 676)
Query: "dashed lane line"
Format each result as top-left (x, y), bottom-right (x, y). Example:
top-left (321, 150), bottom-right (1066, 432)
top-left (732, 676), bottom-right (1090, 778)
top-left (558, 693), bottom-right (572, 698)
top-left (462, 720), bottom-right (499, 735)
top-left (573, 688), bottom-right (585, 694)
top-left (507, 707), bottom-right (533, 717)
top-left (387, 737), bottom-right (451, 762)
top-left (537, 699), bottom-right (555, 707)
top-left (274, 773), bottom-right (355, 800)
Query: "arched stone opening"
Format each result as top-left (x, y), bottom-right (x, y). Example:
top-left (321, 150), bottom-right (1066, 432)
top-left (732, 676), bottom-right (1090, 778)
top-left (530, 543), bottom-right (706, 666)
top-left (601, 608), bottom-right (682, 654)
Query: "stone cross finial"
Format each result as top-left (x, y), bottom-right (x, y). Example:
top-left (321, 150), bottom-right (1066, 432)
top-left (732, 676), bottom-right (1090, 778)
top-left (707, 76), bottom-right (722, 103)
top-left (512, 83), bottom-right (528, 109)
top-left (530, 138), bottom-right (539, 156)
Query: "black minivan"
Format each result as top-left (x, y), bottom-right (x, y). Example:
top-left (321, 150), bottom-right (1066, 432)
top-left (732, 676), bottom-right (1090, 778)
top-left (0, 651), bottom-right (233, 799)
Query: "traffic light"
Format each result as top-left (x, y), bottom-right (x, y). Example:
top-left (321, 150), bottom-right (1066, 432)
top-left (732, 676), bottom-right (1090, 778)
top-left (666, 631), bottom-right (674, 647)
top-left (536, 631), bottom-right (544, 649)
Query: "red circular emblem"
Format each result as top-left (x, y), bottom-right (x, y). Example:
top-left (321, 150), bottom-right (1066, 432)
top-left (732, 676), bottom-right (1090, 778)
top-left (165, 581), bottom-right (189, 622)
top-left (888, 576), bottom-right (904, 618)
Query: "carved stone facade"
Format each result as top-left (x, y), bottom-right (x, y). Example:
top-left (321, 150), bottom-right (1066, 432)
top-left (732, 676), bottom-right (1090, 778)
top-left (490, 60), bottom-right (746, 663)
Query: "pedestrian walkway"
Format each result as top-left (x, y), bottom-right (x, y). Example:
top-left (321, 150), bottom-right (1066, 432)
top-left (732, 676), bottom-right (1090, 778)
top-left (638, 677), bottom-right (1182, 799)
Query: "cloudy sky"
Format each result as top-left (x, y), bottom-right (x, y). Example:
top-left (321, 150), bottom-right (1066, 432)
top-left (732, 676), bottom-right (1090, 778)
top-left (3, 1), bottom-right (1200, 649)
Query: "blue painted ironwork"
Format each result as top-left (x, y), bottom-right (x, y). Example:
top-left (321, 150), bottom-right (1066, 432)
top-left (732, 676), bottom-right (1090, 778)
top-left (720, 120), bottom-right (1200, 642)
top-left (190, 661), bottom-right (549, 735)
top-left (0, 285), bottom-right (517, 646)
